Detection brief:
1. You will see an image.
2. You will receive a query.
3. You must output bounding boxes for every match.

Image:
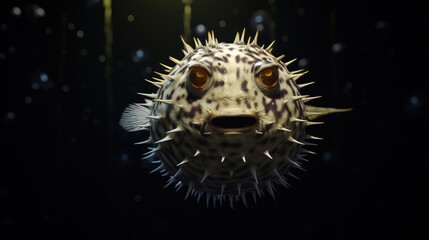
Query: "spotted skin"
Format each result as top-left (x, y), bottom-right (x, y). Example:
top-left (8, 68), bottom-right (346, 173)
top-left (120, 30), bottom-right (349, 207)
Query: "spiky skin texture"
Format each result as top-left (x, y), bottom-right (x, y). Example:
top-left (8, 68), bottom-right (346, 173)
top-left (120, 30), bottom-right (349, 208)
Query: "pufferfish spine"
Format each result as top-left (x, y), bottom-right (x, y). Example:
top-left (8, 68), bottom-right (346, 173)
top-left (120, 30), bottom-right (350, 208)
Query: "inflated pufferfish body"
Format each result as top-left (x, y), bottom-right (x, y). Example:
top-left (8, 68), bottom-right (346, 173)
top-left (120, 30), bottom-right (349, 207)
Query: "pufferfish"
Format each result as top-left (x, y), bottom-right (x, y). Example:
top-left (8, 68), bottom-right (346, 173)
top-left (120, 30), bottom-right (349, 208)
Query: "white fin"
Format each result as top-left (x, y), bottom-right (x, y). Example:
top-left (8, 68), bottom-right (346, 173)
top-left (119, 104), bottom-right (151, 132)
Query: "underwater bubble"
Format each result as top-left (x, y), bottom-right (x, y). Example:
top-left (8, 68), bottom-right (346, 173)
top-left (298, 58), bottom-right (309, 68)
top-left (1, 23), bottom-right (7, 30)
top-left (332, 43), bottom-right (344, 53)
top-left (11, 7), bottom-right (22, 17)
top-left (45, 27), bottom-right (52, 35)
top-left (24, 96), bottom-right (33, 104)
top-left (145, 66), bottom-right (152, 74)
top-left (406, 95), bottom-right (421, 115)
top-left (218, 20), bottom-right (226, 28)
top-left (374, 20), bottom-right (387, 29)
top-left (76, 30), bottom-right (84, 38)
top-left (68, 23), bottom-right (76, 30)
top-left (345, 82), bottom-right (352, 90)
top-left (6, 112), bottom-right (16, 121)
top-left (281, 34), bottom-right (289, 42)
top-left (120, 153), bottom-right (129, 161)
top-left (254, 15), bottom-right (263, 24)
top-left (343, 82), bottom-right (353, 97)
top-left (80, 49), bottom-right (87, 56)
top-left (32, 71), bottom-right (54, 90)
top-left (32, 5), bottom-right (45, 18)
top-left (249, 10), bottom-right (273, 34)
top-left (32, 83), bottom-right (40, 90)
top-left (132, 49), bottom-right (145, 63)
top-left (0, 53), bottom-right (5, 60)
top-left (8, 46), bottom-right (16, 54)
top-left (134, 194), bottom-right (142, 202)
top-left (322, 151), bottom-right (332, 162)
top-left (297, 7), bottom-right (305, 16)
top-left (194, 24), bottom-right (207, 37)
top-left (86, 0), bottom-right (101, 7)
top-left (70, 137), bottom-right (78, 144)
top-left (410, 96), bottom-right (420, 106)
top-left (43, 215), bottom-right (50, 223)
top-left (62, 85), bottom-right (69, 92)
top-left (92, 118), bottom-right (100, 125)
top-left (99, 55), bottom-right (106, 62)
top-left (40, 72), bottom-right (48, 82)
top-left (127, 15), bottom-right (135, 22)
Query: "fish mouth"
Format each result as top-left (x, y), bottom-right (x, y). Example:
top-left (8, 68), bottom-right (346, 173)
top-left (209, 114), bottom-right (258, 134)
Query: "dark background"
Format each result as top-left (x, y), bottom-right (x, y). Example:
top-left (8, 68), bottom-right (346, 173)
top-left (1, 0), bottom-right (428, 239)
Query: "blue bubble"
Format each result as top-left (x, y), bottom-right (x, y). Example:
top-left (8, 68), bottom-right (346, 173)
top-left (32, 71), bottom-right (53, 90)
top-left (249, 10), bottom-right (273, 34)
top-left (410, 96), bottom-right (419, 106)
top-left (120, 153), bottom-right (129, 161)
top-left (323, 152), bottom-right (332, 161)
top-left (132, 49), bottom-right (146, 63)
top-left (136, 50), bottom-right (144, 58)
top-left (40, 72), bottom-right (49, 82)
top-left (254, 15), bottom-right (263, 24)
top-left (194, 24), bottom-right (207, 37)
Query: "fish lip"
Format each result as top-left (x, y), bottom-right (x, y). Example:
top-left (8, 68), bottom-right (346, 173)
top-left (209, 114), bottom-right (259, 134)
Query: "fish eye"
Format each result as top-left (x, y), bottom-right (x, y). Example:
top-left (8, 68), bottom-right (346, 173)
top-left (258, 66), bottom-right (279, 89)
top-left (189, 67), bottom-right (210, 90)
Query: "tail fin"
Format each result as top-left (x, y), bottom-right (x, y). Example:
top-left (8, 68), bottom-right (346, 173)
top-left (119, 103), bottom-right (151, 132)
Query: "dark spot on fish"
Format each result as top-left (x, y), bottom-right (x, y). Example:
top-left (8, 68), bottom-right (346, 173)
top-left (241, 80), bottom-right (249, 92)
top-left (235, 55), bottom-right (240, 63)
top-left (253, 102), bottom-right (258, 108)
top-left (206, 99), bottom-right (213, 104)
top-left (236, 68), bottom-right (240, 79)
top-left (277, 89), bottom-right (288, 98)
top-left (254, 90), bottom-right (258, 96)
top-left (236, 98), bottom-right (241, 105)
top-left (167, 89), bottom-right (176, 99)
top-left (213, 80), bottom-right (225, 88)
top-left (213, 66), bottom-right (227, 74)
top-left (214, 57), bottom-right (224, 62)
top-left (222, 56), bottom-right (229, 63)
top-left (245, 52), bottom-right (255, 59)
top-left (186, 94), bottom-right (197, 104)
top-left (245, 98), bottom-right (251, 109)
top-left (183, 105), bottom-right (202, 118)
top-left (262, 97), bottom-right (277, 114)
